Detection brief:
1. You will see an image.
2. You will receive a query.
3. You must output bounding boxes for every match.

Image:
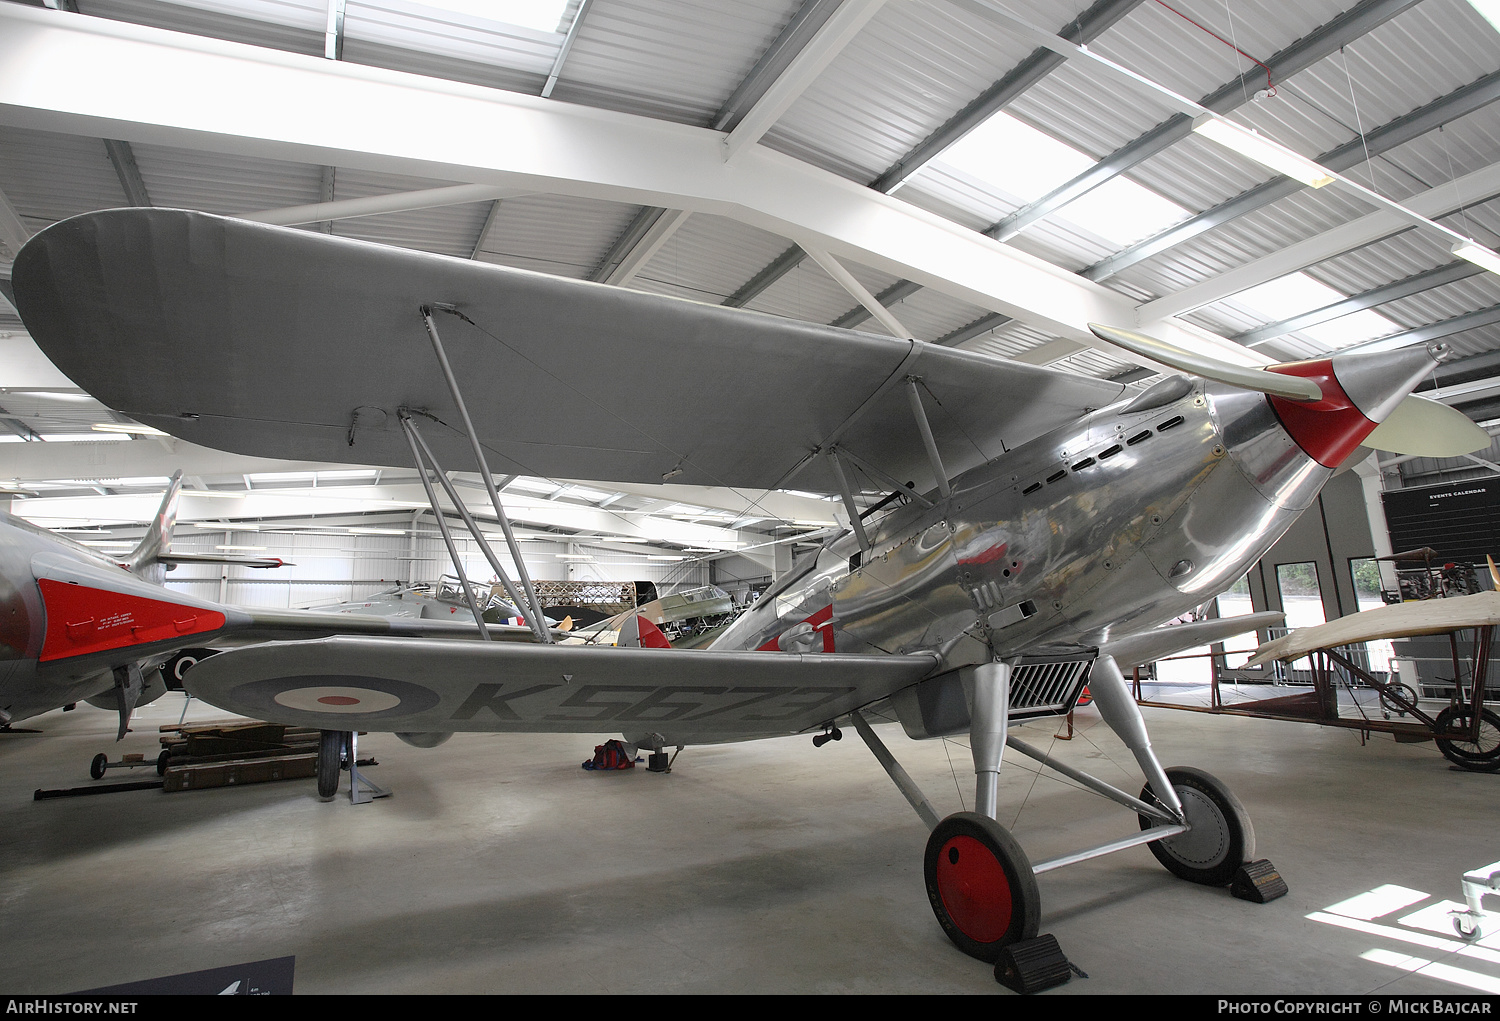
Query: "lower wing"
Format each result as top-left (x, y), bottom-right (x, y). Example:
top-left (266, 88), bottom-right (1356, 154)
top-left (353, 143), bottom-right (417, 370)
top-left (184, 637), bottom-right (941, 745)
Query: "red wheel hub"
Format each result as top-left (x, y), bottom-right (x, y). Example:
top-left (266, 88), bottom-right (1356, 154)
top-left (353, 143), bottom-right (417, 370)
top-left (934, 835), bottom-right (1013, 943)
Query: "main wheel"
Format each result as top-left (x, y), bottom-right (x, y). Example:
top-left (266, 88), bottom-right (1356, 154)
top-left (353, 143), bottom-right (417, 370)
top-left (924, 812), bottom-right (1040, 962)
top-left (1433, 706), bottom-right (1500, 772)
top-left (317, 730), bottom-right (347, 799)
top-left (89, 752), bottom-right (108, 780)
top-left (1139, 767), bottom-right (1254, 887)
top-left (1378, 682), bottom-right (1419, 718)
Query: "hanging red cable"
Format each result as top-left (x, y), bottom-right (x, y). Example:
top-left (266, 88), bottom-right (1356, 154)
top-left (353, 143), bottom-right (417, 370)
top-left (1154, 0), bottom-right (1276, 95)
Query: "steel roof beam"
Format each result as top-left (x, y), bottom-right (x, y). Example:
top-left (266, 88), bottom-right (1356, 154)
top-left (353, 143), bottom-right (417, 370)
top-left (540, 0), bottom-right (592, 99)
top-left (1353, 303), bottom-right (1500, 353)
top-left (738, 0), bottom-right (1142, 323)
top-left (723, 244), bottom-right (807, 308)
top-left (0, 3), bottom-right (1259, 366)
top-left (872, 0), bottom-right (1145, 194)
top-left (829, 279), bottom-right (922, 329)
top-left (1087, 69), bottom-right (1500, 282)
top-left (984, 0), bottom-right (1422, 243)
top-left (721, 0), bottom-right (888, 162)
top-left (713, 0), bottom-right (844, 133)
top-left (1139, 161), bottom-right (1500, 322)
top-left (935, 311), bottom-right (1012, 348)
top-left (103, 138), bottom-right (151, 206)
top-left (597, 0), bottom-right (843, 298)
top-left (470, 197), bottom-right (503, 260)
top-left (323, 0), bottom-right (346, 61)
top-left (244, 183), bottom-right (524, 226)
top-left (1233, 261), bottom-right (1484, 347)
top-left (601, 208), bottom-right (692, 286)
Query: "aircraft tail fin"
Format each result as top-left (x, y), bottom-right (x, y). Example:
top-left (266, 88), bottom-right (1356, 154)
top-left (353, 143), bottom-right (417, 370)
top-left (617, 614), bottom-right (672, 648)
top-left (124, 470), bottom-right (184, 583)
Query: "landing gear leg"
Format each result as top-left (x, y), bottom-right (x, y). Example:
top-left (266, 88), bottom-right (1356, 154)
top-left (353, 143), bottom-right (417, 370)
top-left (922, 661), bottom-right (1050, 975)
top-left (1092, 655), bottom-right (1267, 891)
top-left (1088, 655), bottom-right (1185, 821)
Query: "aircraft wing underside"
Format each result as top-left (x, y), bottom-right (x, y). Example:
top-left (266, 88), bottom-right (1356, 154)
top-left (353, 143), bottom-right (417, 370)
top-left (1248, 591), bottom-right (1500, 665)
top-left (183, 636), bottom-right (941, 743)
top-left (14, 209), bottom-right (1124, 498)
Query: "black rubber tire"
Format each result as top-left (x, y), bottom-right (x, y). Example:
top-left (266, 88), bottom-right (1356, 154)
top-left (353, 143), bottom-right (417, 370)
top-left (1139, 766), bottom-right (1255, 887)
top-left (1433, 706), bottom-right (1500, 772)
top-left (924, 812), bottom-right (1041, 963)
top-left (156, 749), bottom-right (171, 776)
top-left (317, 731), bottom-right (347, 799)
top-left (1378, 682), bottom-right (1419, 717)
top-left (89, 752), bottom-right (108, 780)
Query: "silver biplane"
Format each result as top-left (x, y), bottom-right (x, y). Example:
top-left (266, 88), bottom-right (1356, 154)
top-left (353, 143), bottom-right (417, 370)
top-left (10, 207), bottom-right (1490, 979)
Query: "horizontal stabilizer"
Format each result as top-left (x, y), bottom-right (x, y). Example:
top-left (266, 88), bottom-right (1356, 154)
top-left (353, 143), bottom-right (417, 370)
top-left (1100, 611), bottom-right (1284, 669)
top-left (184, 636), bottom-right (940, 743)
top-left (158, 551), bottom-right (292, 569)
top-left (1247, 592), bottom-right (1500, 666)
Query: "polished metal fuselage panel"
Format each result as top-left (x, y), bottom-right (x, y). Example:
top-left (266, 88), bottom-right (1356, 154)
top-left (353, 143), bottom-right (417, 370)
top-left (712, 383), bottom-right (1329, 663)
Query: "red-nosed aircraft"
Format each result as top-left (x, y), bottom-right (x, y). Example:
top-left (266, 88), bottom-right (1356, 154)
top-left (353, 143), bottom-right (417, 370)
top-left (9, 208), bottom-right (1489, 981)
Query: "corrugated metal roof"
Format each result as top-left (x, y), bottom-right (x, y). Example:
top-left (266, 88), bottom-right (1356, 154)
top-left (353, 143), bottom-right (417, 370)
top-left (3, 0), bottom-right (1500, 513)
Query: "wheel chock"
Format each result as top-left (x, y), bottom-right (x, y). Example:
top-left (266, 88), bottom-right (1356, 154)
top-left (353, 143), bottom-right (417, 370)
top-left (993, 933), bottom-right (1074, 994)
top-left (647, 751), bottom-right (670, 773)
top-left (1230, 859), bottom-right (1288, 903)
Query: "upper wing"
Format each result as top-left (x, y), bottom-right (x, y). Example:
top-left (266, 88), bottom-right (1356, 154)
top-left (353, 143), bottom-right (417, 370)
top-left (1246, 592), bottom-right (1500, 665)
top-left (13, 209), bottom-right (1123, 497)
top-left (183, 636), bottom-right (940, 744)
top-left (1099, 611), bottom-right (1285, 669)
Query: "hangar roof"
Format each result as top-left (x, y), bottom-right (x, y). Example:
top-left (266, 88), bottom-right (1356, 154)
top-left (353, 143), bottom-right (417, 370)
top-left (1, 0), bottom-right (1498, 539)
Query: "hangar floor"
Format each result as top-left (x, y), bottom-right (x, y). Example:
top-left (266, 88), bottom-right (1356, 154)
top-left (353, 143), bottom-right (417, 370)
top-left (0, 689), bottom-right (1496, 996)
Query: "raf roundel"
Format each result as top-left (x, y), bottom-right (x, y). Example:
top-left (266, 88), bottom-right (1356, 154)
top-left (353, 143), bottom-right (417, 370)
top-left (273, 685), bottom-right (403, 714)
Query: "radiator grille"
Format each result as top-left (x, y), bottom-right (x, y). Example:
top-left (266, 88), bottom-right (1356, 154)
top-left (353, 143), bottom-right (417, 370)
top-left (1009, 659), bottom-right (1093, 717)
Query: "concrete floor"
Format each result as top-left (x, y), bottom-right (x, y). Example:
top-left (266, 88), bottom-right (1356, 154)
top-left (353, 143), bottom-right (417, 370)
top-left (0, 690), bottom-right (1496, 996)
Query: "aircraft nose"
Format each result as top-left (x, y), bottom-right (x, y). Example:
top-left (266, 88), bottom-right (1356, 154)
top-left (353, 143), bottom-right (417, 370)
top-left (1328, 342), bottom-right (1445, 425)
top-left (1265, 342), bottom-right (1447, 468)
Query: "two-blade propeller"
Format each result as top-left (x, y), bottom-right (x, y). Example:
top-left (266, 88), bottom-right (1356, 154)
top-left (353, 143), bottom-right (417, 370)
top-left (1088, 323), bottom-right (1489, 461)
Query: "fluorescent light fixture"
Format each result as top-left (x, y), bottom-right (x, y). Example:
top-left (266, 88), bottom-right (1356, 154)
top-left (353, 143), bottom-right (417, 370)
top-left (34, 433), bottom-right (130, 443)
top-left (91, 422), bottom-right (167, 436)
top-left (216, 544), bottom-right (267, 551)
top-left (1191, 115), bottom-right (1334, 188)
top-left (348, 527), bottom-right (406, 535)
top-left (191, 522), bottom-right (260, 530)
top-left (1454, 240), bottom-right (1500, 276)
top-left (180, 489), bottom-right (246, 498)
top-left (555, 553), bottom-right (593, 560)
top-left (646, 555), bottom-right (686, 561)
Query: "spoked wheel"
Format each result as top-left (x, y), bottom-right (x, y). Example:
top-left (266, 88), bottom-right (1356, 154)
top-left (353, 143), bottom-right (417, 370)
top-left (1433, 706), bottom-right (1500, 772)
top-left (1378, 682), bottom-right (1419, 718)
top-left (317, 730), bottom-right (349, 799)
top-left (1138, 767), bottom-right (1254, 887)
top-left (924, 812), bottom-right (1040, 962)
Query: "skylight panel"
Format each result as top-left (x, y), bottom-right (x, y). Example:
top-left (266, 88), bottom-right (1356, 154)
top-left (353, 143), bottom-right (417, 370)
top-left (922, 113), bottom-right (1189, 246)
top-left (412, 0), bottom-right (570, 33)
top-left (1231, 273), bottom-right (1397, 350)
top-left (1469, 1), bottom-right (1500, 35)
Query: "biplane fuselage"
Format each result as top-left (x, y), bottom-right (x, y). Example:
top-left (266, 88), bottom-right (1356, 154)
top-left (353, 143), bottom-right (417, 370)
top-left (717, 380), bottom-right (1326, 673)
